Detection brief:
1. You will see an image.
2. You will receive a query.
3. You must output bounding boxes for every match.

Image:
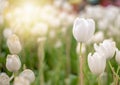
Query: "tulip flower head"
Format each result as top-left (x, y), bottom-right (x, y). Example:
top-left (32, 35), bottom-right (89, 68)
top-left (7, 34), bottom-right (22, 54)
top-left (3, 28), bottom-right (13, 39)
top-left (73, 18), bottom-right (95, 43)
top-left (94, 39), bottom-right (116, 59)
top-left (0, 73), bottom-right (10, 85)
top-left (88, 52), bottom-right (106, 75)
top-left (19, 69), bottom-right (35, 83)
top-left (14, 76), bottom-right (30, 85)
top-left (115, 49), bottom-right (120, 64)
top-left (6, 54), bottom-right (21, 72)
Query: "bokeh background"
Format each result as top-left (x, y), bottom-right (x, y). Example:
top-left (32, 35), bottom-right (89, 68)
top-left (0, 0), bottom-right (120, 85)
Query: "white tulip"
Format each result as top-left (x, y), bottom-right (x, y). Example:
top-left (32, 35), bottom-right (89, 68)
top-left (88, 52), bottom-right (106, 75)
top-left (62, 2), bottom-right (73, 12)
top-left (108, 25), bottom-right (120, 36)
top-left (49, 30), bottom-right (56, 38)
top-left (6, 54), bottom-right (21, 72)
top-left (115, 15), bottom-right (120, 29)
top-left (92, 31), bottom-right (104, 43)
top-left (7, 34), bottom-right (22, 54)
top-left (0, 0), bottom-right (9, 13)
top-left (94, 39), bottom-right (116, 59)
top-left (115, 49), bottom-right (120, 64)
top-left (37, 37), bottom-right (46, 43)
top-left (87, 31), bottom-right (104, 44)
top-left (3, 28), bottom-right (13, 39)
top-left (98, 19), bottom-right (109, 30)
top-left (0, 73), bottom-right (10, 85)
top-left (49, 17), bottom-right (61, 28)
top-left (73, 18), bottom-right (95, 43)
top-left (53, 0), bottom-right (63, 8)
top-left (14, 76), bottom-right (30, 85)
top-left (105, 6), bottom-right (119, 21)
top-left (67, 14), bottom-right (76, 25)
top-left (31, 23), bottom-right (48, 36)
top-left (19, 69), bottom-right (35, 83)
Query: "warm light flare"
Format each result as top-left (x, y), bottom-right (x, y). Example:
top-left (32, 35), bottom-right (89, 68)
top-left (22, 3), bottom-right (36, 15)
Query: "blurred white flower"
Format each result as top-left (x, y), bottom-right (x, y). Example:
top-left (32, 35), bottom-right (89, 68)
top-left (59, 12), bottom-right (69, 26)
top-left (0, 0), bottom-right (9, 13)
top-left (3, 28), bottom-right (13, 39)
top-left (115, 15), bottom-right (120, 29)
top-left (0, 73), bottom-right (10, 85)
top-left (62, 2), bottom-right (73, 12)
top-left (67, 14), bottom-right (76, 25)
top-left (87, 31), bottom-right (104, 44)
top-left (61, 27), bottom-right (68, 35)
top-left (105, 6), bottom-right (119, 21)
top-left (54, 40), bottom-right (62, 48)
top-left (7, 34), bottom-right (22, 54)
top-left (37, 37), bottom-right (46, 43)
top-left (49, 30), bottom-right (56, 39)
top-left (59, 12), bottom-right (68, 21)
top-left (108, 25), bottom-right (120, 36)
top-left (85, 5), bottom-right (104, 20)
top-left (92, 31), bottom-right (104, 43)
top-left (94, 39), bottom-right (116, 59)
top-left (14, 76), bottom-right (30, 85)
top-left (5, 12), bottom-right (13, 21)
top-left (73, 18), bottom-right (95, 43)
top-left (98, 19), bottom-right (109, 30)
top-left (53, 0), bottom-right (63, 8)
top-left (6, 54), bottom-right (21, 72)
top-left (49, 17), bottom-right (61, 28)
top-left (115, 49), bottom-right (120, 64)
top-left (19, 69), bottom-right (35, 83)
top-left (31, 23), bottom-right (48, 36)
top-left (0, 15), bottom-right (4, 25)
top-left (88, 52), bottom-right (106, 75)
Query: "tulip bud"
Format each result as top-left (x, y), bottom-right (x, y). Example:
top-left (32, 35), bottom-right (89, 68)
top-left (3, 28), bottom-right (13, 39)
top-left (115, 49), bottom-right (120, 64)
top-left (7, 34), bottom-right (22, 54)
top-left (92, 31), bottom-right (104, 43)
top-left (73, 18), bottom-right (95, 43)
top-left (0, 73), bottom-right (10, 85)
top-left (88, 52), bottom-right (106, 75)
top-left (14, 76), bottom-right (30, 85)
top-left (6, 54), bottom-right (21, 72)
top-left (94, 39), bottom-right (116, 59)
top-left (19, 69), bottom-right (35, 83)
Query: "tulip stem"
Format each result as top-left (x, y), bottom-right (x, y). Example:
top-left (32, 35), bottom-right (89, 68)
top-left (115, 66), bottom-right (120, 85)
top-left (108, 61), bottom-right (115, 74)
top-left (97, 76), bottom-right (101, 85)
top-left (9, 73), bottom-right (14, 81)
top-left (108, 61), bottom-right (120, 85)
top-left (38, 38), bottom-right (46, 85)
top-left (79, 43), bottom-right (84, 85)
top-left (116, 66), bottom-right (120, 74)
